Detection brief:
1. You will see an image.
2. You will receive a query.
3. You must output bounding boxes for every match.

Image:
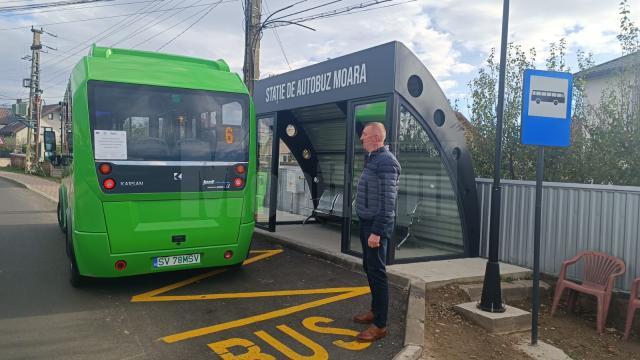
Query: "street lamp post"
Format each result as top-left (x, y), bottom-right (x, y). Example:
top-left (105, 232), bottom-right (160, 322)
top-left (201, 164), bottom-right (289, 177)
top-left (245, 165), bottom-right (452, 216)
top-left (478, 0), bottom-right (510, 313)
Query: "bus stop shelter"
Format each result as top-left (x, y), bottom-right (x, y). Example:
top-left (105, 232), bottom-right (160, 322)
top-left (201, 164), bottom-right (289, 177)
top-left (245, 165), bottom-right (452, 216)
top-left (254, 41), bottom-right (480, 264)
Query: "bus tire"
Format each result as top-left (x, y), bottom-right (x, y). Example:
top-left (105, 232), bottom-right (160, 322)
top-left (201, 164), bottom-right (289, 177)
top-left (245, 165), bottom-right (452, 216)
top-left (66, 211), bottom-right (87, 288)
top-left (57, 201), bottom-right (66, 234)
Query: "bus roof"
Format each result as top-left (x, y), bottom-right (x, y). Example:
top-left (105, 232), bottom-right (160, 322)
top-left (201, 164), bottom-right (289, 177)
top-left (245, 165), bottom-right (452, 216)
top-left (71, 45), bottom-right (248, 94)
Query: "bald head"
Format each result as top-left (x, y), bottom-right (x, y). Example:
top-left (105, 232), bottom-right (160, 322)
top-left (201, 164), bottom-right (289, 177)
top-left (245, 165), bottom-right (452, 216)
top-left (361, 122), bottom-right (386, 152)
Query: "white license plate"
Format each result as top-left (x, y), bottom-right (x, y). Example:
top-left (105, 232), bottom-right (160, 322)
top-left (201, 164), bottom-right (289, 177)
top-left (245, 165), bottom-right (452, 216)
top-left (153, 254), bottom-right (201, 268)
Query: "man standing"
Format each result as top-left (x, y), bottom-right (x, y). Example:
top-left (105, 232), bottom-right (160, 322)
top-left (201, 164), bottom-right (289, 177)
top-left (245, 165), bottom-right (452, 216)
top-left (353, 122), bottom-right (401, 342)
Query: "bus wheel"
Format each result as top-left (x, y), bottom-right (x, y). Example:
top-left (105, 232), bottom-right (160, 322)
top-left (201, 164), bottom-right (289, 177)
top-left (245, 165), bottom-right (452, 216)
top-left (57, 202), bottom-right (66, 233)
top-left (68, 248), bottom-right (85, 288)
top-left (66, 213), bottom-right (87, 288)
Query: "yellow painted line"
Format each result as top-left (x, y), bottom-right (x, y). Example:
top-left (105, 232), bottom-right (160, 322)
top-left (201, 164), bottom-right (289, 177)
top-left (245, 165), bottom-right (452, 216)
top-left (133, 287), bottom-right (368, 302)
top-left (161, 286), bottom-right (370, 343)
top-left (131, 249), bottom-right (283, 302)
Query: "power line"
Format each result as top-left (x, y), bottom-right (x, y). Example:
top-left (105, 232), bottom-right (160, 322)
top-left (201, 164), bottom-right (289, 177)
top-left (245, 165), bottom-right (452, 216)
top-left (39, 0), bottom-right (167, 85)
top-left (157, 0), bottom-right (223, 50)
top-left (0, 0), bottom-right (116, 12)
top-left (112, 0), bottom-right (199, 47)
top-left (1, 0), bottom-right (163, 16)
top-left (0, 0), bottom-right (238, 31)
top-left (129, 0), bottom-right (208, 48)
top-left (273, 0), bottom-right (343, 21)
top-left (270, 0), bottom-right (395, 27)
top-left (263, 0), bottom-right (290, 70)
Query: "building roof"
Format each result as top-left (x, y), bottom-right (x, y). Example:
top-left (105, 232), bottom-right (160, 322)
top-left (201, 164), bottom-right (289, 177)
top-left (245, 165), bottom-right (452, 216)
top-left (41, 104), bottom-right (61, 118)
top-left (0, 107), bottom-right (20, 126)
top-left (574, 51), bottom-right (640, 78)
top-left (0, 120), bottom-right (27, 136)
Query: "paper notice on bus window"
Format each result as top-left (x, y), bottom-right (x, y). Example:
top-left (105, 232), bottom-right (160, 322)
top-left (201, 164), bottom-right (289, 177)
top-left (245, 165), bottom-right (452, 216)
top-left (94, 130), bottom-right (127, 160)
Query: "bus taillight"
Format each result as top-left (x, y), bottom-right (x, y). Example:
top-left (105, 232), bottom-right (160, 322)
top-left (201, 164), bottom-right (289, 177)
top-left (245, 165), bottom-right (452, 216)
top-left (103, 178), bottom-right (116, 190)
top-left (224, 250), bottom-right (233, 259)
top-left (232, 177), bottom-right (244, 188)
top-left (234, 164), bottom-right (246, 174)
top-left (115, 260), bottom-right (127, 271)
top-left (99, 163), bottom-right (112, 175)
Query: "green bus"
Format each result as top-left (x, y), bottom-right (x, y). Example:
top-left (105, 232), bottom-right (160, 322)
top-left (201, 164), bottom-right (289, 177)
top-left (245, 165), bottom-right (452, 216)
top-left (56, 46), bottom-right (256, 286)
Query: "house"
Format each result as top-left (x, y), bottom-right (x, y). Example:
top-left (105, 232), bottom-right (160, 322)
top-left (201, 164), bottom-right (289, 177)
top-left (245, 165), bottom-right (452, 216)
top-left (0, 107), bottom-right (28, 149)
top-left (0, 106), bottom-right (20, 130)
top-left (574, 51), bottom-right (640, 123)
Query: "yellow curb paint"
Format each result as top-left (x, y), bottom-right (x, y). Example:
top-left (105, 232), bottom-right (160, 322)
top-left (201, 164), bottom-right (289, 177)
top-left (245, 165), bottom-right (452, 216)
top-left (161, 287), bottom-right (370, 343)
top-left (131, 249), bottom-right (283, 302)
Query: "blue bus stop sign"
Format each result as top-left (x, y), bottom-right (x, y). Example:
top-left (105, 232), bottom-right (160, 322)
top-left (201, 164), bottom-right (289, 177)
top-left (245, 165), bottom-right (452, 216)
top-left (521, 69), bottom-right (573, 147)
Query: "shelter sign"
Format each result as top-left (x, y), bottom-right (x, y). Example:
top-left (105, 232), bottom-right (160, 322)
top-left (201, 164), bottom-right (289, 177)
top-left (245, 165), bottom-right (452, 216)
top-left (521, 69), bottom-right (573, 147)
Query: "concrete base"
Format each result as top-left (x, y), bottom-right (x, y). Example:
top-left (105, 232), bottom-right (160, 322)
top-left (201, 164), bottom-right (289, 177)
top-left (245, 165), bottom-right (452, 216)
top-left (454, 302), bottom-right (531, 333)
top-left (460, 280), bottom-right (550, 302)
top-left (515, 338), bottom-right (572, 360)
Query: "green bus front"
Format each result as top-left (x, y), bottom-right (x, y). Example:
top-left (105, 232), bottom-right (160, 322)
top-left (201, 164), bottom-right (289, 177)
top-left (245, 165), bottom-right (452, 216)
top-left (59, 47), bottom-right (256, 280)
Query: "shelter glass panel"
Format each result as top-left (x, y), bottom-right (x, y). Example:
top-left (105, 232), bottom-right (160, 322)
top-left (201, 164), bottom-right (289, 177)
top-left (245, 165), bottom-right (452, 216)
top-left (256, 116), bottom-right (274, 227)
top-left (276, 140), bottom-right (311, 222)
top-left (276, 103), bottom-right (347, 247)
top-left (394, 106), bottom-right (464, 259)
top-left (349, 101), bottom-right (389, 255)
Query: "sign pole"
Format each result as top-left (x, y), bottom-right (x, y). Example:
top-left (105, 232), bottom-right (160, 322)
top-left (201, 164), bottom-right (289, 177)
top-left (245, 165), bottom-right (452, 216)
top-left (531, 146), bottom-right (544, 345)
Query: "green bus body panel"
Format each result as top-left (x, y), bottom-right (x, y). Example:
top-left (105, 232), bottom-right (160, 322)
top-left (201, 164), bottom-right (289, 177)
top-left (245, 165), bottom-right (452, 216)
top-left (103, 198), bottom-right (243, 254)
top-left (61, 46), bottom-right (257, 277)
top-left (73, 222), bottom-right (254, 277)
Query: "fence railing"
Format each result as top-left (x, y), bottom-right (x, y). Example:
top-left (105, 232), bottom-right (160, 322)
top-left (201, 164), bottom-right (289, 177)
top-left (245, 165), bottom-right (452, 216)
top-left (477, 178), bottom-right (640, 292)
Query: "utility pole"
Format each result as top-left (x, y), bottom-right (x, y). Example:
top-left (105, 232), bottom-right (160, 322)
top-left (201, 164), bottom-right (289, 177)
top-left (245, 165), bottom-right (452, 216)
top-left (25, 27), bottom-right (43, 173)
top-left (243, 0), bottom-right (261, 95)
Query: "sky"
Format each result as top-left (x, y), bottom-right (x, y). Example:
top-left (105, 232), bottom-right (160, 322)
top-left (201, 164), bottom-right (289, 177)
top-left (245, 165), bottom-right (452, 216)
top-left (0, 0), bottom-right (637, 111)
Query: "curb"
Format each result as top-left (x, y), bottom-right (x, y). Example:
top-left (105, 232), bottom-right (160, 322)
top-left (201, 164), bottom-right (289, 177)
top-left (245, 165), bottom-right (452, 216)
top-left (254, 228), bottom-right (425, 360)
top-left (0, 172), bottom-right (57, 203)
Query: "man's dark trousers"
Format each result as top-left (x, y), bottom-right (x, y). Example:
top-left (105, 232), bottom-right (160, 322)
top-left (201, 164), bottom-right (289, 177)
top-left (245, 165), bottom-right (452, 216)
top-left (359, 218), bottom-right (389, 329)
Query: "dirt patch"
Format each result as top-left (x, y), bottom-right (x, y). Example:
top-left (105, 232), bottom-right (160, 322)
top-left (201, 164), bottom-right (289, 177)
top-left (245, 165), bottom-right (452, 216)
top-left (514, 295), bottom-right (640, 360)
top-left (422, 283), bottom-right (640, 360)
top-left (423, 285), bottom-right (532, 360)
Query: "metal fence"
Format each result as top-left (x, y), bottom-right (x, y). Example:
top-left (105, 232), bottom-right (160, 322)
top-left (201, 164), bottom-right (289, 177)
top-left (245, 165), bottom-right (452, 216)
top-left (477, 178), bottom-right (640, 292)
top-left (270, 169), bottom-right (640, 292)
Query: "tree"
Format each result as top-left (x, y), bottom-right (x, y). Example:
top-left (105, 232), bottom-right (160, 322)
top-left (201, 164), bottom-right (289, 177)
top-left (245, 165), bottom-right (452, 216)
top-left (467, 1), bottom-right (639, 185)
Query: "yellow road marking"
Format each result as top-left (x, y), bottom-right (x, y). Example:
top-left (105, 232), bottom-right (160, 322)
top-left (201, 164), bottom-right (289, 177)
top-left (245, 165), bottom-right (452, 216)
top-left (131, 250), bottom-right (283, 301)
top-left (161, 286), bottom-right (370, 343)
top-left (255, 325), bottom-right (329, 359)
top-left (130, 248), bottom-right (371, 345)
top-left (133, 287), bottom-right (368, 302)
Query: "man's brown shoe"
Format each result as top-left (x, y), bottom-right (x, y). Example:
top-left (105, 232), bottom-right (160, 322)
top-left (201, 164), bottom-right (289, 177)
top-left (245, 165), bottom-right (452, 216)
top-left (352, 310), bottom-right (374, 324)
top-left (356, 324), bottom-right (388, 342)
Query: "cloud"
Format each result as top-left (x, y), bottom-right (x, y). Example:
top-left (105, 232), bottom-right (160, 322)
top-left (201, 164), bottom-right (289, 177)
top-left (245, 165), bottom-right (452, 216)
top-left (0, 0), bottom-right (637, 105)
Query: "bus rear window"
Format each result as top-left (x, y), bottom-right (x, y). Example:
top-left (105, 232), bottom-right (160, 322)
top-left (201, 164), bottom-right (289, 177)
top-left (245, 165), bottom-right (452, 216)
top-left (88, 81), bottom-right (249, 162)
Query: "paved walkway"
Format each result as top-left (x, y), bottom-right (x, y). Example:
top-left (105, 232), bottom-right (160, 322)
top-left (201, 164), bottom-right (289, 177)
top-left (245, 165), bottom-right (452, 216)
top-left (0, 170), bottom-right (58, 202)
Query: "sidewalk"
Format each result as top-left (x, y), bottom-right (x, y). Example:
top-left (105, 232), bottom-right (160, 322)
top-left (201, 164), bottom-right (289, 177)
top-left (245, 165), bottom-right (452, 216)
top-left (0, 170), bottom-right (58, 203)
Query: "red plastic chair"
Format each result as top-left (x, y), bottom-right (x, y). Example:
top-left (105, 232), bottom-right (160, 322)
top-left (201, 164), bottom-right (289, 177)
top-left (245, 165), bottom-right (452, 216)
top-left (623, 277), bottom-right (640, 340)
top-left (551, 251), bottom-right (626, 333)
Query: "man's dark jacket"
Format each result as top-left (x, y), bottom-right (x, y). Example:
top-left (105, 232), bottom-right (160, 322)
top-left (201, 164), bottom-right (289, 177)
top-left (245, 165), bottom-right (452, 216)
top-left (356, 145), bottom-right (401, 236)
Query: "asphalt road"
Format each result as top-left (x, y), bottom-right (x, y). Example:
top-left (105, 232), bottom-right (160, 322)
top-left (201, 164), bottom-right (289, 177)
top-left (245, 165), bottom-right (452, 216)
top-left (0, 177), bottom-right (406, 360)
